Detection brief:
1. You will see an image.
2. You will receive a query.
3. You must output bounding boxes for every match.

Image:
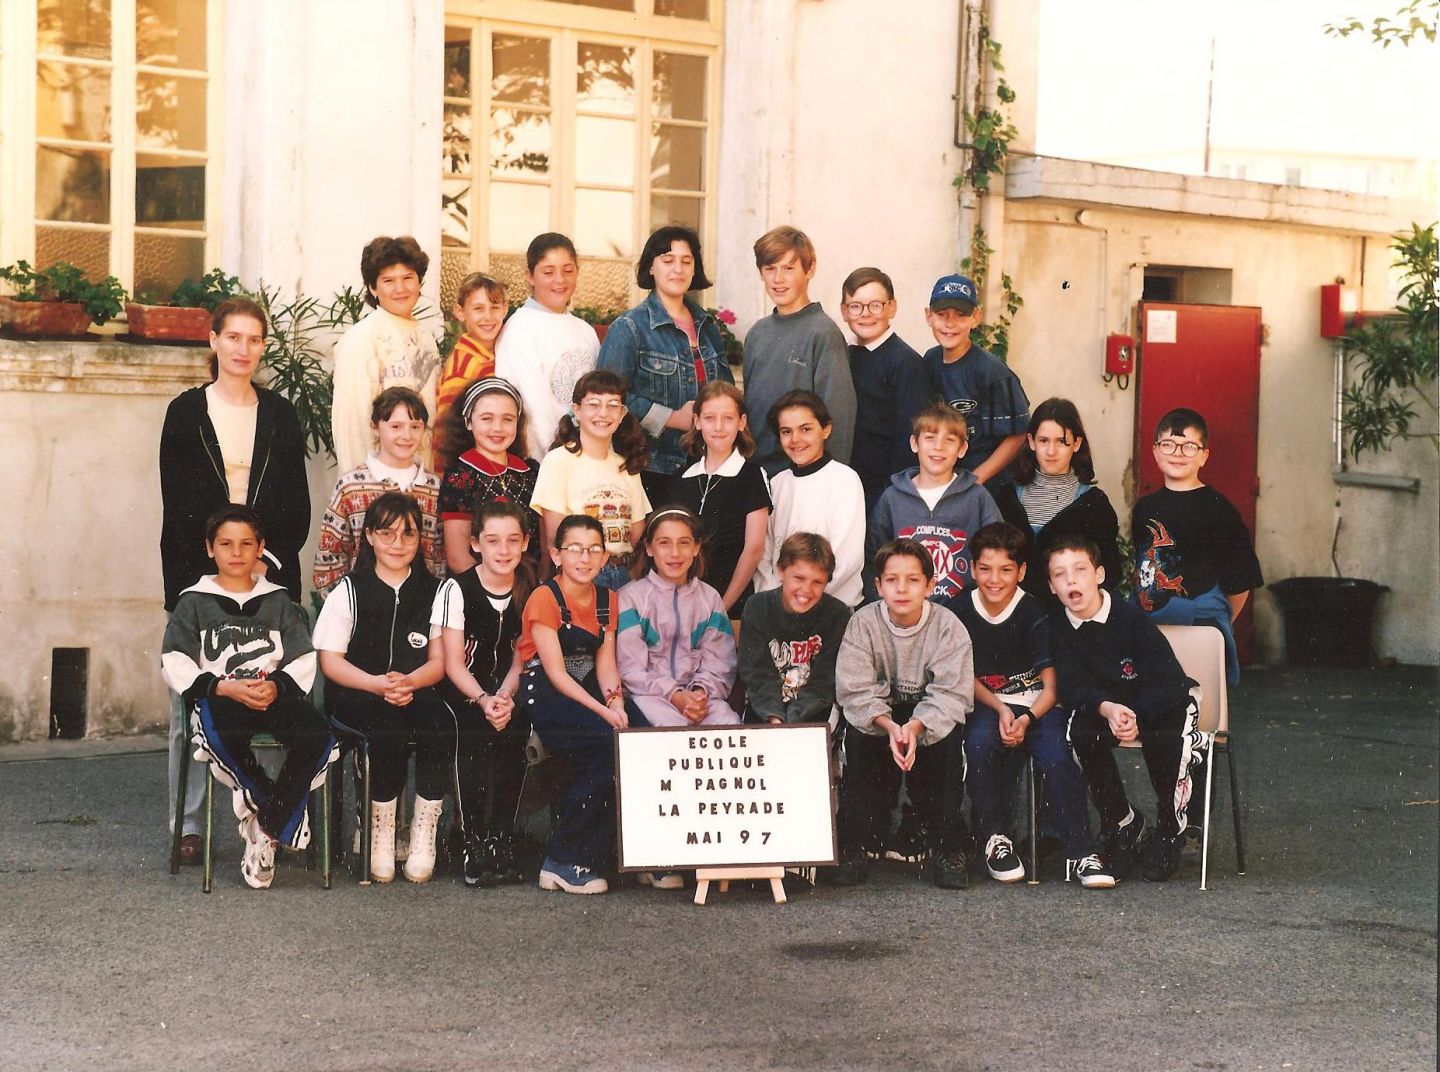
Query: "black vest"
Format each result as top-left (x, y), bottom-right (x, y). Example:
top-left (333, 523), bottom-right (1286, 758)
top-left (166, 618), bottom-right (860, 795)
top-left (344, 566), bottom-right (440, 676)
top-left (449, 569), bottom-right (523, 695)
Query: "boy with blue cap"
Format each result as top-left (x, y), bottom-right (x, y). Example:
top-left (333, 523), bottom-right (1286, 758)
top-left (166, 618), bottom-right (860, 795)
top-left (921, 274), bottom-right (1030, 488)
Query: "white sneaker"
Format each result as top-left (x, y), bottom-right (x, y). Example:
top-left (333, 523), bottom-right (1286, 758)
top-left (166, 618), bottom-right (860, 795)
top-left (370, 798), bottom-right (397, 883)
top-left (402, 797), bottom-right (444, 883)
top-left (239, 815), bottom-right (275, 890)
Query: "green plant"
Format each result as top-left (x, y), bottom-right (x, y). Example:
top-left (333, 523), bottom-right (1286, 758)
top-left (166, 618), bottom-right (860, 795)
top-left (1325, 0), bottom-right (1438, 46)
top-left (250, 284), bottom-right (339, 457)
top-left (1339, 223), bottom-right (1438, 460)
top-left (0, 259), bottom-right (128, 325)
top-left (166, 268), bottom-right (242, 312)
top-left (959, 226), bottom-right (1024, 360)
top-left (951, 22), bottom-right (1024, 361)
top-left (570, 304), bottom-right (623, 327)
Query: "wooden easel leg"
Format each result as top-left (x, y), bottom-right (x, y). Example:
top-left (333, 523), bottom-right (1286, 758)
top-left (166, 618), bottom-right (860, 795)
top-left (694, 878), bottom-right (710, 906)
top-left (769, 877), bottom-right (787, 904)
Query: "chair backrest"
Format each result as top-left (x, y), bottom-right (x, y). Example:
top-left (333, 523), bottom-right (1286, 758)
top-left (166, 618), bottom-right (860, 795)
top-left (1157, 624), bottom-right (1228, 735)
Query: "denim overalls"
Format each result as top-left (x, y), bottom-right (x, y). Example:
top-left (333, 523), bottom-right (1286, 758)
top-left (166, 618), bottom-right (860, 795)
top-left (522, 580), bottom-right (642, 868)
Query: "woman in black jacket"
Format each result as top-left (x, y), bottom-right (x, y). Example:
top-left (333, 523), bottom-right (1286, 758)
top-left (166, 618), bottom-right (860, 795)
top-left (159, 296), bottom-right (311, 859)
top-left (993, 397), bottom-right (1122, 606)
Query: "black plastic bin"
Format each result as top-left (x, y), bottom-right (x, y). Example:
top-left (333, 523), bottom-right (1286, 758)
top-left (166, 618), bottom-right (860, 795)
top-left (1269, 577), bottom-right (1389, 667)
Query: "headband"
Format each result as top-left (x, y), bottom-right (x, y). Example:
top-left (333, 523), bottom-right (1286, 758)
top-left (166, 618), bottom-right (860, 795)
top-left (644, 507), bottom-right (699, 539)
top-left (460, 377), bottom-right (523, 422)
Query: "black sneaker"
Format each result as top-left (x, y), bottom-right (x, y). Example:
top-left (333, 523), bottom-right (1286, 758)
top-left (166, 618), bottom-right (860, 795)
top-left (1065, 854), bottom-right (1117, 889)
top-left (1103, 811), bottom-right (1146, 880)
top-left (884, 809), bottom-right (929, 863)
top-left (822, 848), bottom-right (869, 886)
top-left (983, 834), bottom-right (1026, 883)
top-left (929, 849), bottom-right (970, 890)
top-left (463, 835), bottom-right (499, 888)
top-left (493, 832), bottom-right (524, 884)
top-left (1141, 832), bottom-right (1183, 882)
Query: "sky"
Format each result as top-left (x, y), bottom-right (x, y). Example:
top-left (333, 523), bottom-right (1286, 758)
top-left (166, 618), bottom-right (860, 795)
top-left (1036, 0), bottom-right (1440, 173)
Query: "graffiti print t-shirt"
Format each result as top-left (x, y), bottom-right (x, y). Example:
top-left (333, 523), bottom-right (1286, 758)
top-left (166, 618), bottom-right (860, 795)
top-left (1130, 486), bottom-right (1263, 612)
top-left (921, 342), bottom-right (1030, 479)
top-left (530, 446), bottom-right (652, 556)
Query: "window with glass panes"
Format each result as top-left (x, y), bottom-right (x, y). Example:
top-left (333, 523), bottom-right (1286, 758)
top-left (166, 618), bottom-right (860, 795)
top-left (442, 0), bottom-right (720, 313)
top-left (0, 0), bottom-right (216, 300)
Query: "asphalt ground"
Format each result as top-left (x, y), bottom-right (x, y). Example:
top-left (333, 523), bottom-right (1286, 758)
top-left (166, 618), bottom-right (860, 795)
top-left (1, 666), bottom-right (1435, 1072)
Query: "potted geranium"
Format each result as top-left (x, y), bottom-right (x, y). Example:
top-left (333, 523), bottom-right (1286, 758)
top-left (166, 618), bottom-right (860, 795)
top-left (0, 260), bottom-right (127, 338)
top-left (571, 304), bottom-right (624, 344)
top-left (706, 306), bottom-right (743, 365)
top-left (126, 268), bottom-right (242, 344)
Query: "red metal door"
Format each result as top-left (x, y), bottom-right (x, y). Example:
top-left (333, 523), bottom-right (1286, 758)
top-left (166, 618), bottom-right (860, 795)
top-left (1133, 301), bottom-right (1262, 664)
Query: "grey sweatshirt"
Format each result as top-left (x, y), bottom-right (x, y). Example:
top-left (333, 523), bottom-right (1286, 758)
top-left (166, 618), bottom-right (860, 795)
top-left (835, 601), bottom-right (973, 745)
top-left (742, 302), bottom-right (857, 465)
top-left (864, 467), bottom-right (1001, 601)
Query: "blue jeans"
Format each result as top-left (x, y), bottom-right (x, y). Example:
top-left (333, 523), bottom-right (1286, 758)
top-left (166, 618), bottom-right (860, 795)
top-left (966, 704), bottom-right (1092, 858)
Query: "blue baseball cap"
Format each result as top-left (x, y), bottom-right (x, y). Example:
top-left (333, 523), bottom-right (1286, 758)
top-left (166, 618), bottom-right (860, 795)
top-left (928, 274), bottom-right (978, 313)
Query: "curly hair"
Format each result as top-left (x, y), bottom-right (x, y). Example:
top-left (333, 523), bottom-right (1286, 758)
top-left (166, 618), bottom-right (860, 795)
top-left (550, 369), bottom-right (650, 475)
top-left (434, 377), bottom-right (528, 476)
top-left (360, 236), bottom-right (429, 308)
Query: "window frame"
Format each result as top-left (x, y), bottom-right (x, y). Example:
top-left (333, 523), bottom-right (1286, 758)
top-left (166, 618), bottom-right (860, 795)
top-left (0, 0), bottom-right (223, 296)
top-left (444, 0), bottom-right (722, 308)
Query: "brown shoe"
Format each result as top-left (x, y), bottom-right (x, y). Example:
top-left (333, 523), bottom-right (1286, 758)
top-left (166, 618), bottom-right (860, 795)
top-left (179, 833), bottom-right (202, 866)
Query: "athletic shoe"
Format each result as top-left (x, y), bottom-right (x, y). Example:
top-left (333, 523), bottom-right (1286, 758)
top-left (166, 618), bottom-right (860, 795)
top-left (494, 833), bottom-right (524, 884)
top-left (178, 833), bottom-right (202, 866)
top-left (929, 849), bottom-right (971, 890)
top-left (463, 835), bottom-right (499, 889)
top-left (984, 834), bottom-right (1026, 883)
top-left (1141, 832), bottom-right (1184, 883)
top-left (637, 871), bottom-right (685, 890)
top-left (1066, 854), bottom-right (1116, 889)
top-left (1103, 810), bottom-right (1146, 880)
top-left (538, 858), bottom-right (608, 895)
top-left (821, 848), bottom-right (869, 886)
top-left (883, 808), bottom-right (929, 863)
top-left (239, 816), bottom-right (275, 890)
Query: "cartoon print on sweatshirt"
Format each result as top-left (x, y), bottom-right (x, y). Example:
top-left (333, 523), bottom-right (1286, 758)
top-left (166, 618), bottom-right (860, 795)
top-left (769, 633), bottom-right (824, 703)
top-left (897, 522), bottom-right (973, 600)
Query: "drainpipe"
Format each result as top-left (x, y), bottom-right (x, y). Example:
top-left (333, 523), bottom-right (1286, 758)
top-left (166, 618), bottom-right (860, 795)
top-left (954, 0), bottom-right (985, 268)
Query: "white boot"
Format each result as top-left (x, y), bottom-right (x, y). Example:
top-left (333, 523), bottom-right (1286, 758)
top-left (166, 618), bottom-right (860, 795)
top-left (369, 798), bottom-right (397, 883)
top-left (403, 796), bottom-right (444, 883)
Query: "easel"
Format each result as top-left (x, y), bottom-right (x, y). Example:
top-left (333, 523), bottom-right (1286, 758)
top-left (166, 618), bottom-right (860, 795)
top-left (694, 866), bottom-right (787, 905)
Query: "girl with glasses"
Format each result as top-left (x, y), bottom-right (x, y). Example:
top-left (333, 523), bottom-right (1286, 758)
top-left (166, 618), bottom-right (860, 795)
top-left (313, 493), bottom-right (454, 884)
top-left (530, 369), bottom-right (652, 590)
top-left (518, 514), bottom-right (645, 895)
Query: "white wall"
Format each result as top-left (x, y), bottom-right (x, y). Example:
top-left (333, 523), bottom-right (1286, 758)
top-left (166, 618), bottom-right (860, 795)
top-left (221, 0), bottom-right (445, 321)
top-left (717, 0), bottom-right (966, 346)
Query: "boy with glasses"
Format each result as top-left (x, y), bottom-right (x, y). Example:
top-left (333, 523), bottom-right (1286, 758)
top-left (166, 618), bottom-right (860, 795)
top-left (840, 267), bottom-right (934, 517)
top-left (1132, 408), bottom-right (1263, 684)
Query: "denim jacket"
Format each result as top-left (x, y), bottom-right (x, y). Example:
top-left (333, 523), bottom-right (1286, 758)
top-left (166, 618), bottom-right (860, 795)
top-left (597, 291), bottom-right (734, 475)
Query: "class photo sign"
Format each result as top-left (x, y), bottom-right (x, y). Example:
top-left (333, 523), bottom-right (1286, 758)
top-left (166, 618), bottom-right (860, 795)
top-left (615, 724), bottom-right (837, 872)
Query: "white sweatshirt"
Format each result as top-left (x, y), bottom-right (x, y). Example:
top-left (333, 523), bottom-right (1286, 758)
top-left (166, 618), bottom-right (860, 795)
top-left (755, 455), bottom-right (867, 608)
top-left (330, 306), bottom-right (440, 473)
top-left (493, 298), bottom-right (600, 459)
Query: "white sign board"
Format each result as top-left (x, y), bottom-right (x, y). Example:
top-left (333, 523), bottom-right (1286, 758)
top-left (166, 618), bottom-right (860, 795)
top-left (615, 724), bottom-right (836, 871)
top-left (1146, 308), bottom-right (1178, 344)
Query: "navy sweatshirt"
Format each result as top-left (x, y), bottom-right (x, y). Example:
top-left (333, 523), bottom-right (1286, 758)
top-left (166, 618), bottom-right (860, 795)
top-left (1050, 594), bottom-right (1193, 724)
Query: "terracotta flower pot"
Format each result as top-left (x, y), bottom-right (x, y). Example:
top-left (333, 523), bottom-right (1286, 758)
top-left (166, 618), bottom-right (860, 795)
top-left (0, 296), bottom-right (93, 338)
top-left (124, 302), bottom-right (213, 344)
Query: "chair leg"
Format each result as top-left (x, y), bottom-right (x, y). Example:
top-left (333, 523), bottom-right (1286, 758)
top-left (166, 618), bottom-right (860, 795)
top-left (1226, 741), bottom-right (1246, 875)
top-left (321, 775), bottom-right (332, 890)
top-left (202, 766), bottom-right (215, 894)
top-left (1026, 755), bottom-right (1040, 885)
top-left (1199, 737), bottom-right (1216, 892)
top-left (170, 733), bottom-right (190, 875)
top-left (360, 745), bottom-right (373, 886)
